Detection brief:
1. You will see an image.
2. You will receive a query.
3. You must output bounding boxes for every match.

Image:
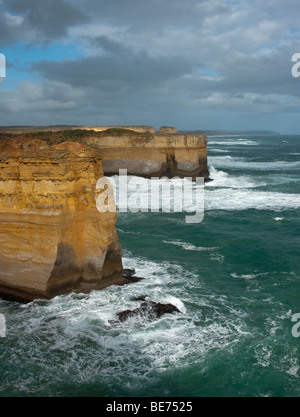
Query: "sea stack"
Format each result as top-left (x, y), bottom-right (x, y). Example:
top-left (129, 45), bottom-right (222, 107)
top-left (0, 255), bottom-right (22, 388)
top-left (0, 138), bottom-right (123, 302)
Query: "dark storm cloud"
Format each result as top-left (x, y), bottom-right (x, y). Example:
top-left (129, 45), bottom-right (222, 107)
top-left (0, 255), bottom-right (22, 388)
top-left (1, 0), bottom-right (88, 46)
top-left (0, 2), bottom-right (21, 46)
top-left (71, 0), bottom-right (229, 29)
top-left (32, 37), bottom-right (191, 89)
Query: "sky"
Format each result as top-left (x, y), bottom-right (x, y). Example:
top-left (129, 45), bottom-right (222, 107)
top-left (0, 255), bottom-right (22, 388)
top-left (1, 0), bottom-right (300, 133)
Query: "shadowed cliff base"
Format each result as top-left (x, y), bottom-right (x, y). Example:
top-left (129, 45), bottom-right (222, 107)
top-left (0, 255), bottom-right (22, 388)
top-left (0, 270), bottom-right (143, 304)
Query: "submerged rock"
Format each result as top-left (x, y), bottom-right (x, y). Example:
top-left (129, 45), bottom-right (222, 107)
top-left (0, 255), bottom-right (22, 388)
top-left (122, 268), bottom-right (145, 283)
top-left (131, 295), bottom-right (147, 301)
top-left (117, 301), bottom-right (181, 322)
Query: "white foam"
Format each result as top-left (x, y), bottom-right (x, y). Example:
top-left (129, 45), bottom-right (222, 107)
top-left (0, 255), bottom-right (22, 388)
top-left (160, 295), bottom-right (187, 314)
top-left (210, 149), bottom-right (230, 153)
top-left (110, 172), bottom-right (300, 213)
top-left (163, 239), bottom-right (219, 252)
top-left (255, 346), bottom-right (272, 368)
top-left (205, 187), bottom-right (300, 211)
top-left (208, 140), bottom-right (258, 146)
top-left (208, 156), bottom-right (300, 171)
top-left (207, 166), bottom-right (267, 188)
top-left (210, 253), bottom-right (225, 263)
top-left (231, 272), bottom-right (269, 280)
top-left (284, 356), bottom-right (300, 378)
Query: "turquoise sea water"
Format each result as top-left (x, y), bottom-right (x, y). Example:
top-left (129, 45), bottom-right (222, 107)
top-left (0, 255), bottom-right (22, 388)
top-left (0, 135), bottom-right (300, 397)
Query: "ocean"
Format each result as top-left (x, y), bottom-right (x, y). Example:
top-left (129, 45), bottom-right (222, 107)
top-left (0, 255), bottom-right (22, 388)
top-left (0, 134), bottom-right (299, 397)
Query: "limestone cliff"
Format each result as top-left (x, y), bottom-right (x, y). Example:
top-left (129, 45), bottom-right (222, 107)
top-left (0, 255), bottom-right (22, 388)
top-left (0, 138), bottom-right (123, 301)
top-left (0, 126), bottom-right (210, 180)
top-left (84, 128), bottom-right (210, 180)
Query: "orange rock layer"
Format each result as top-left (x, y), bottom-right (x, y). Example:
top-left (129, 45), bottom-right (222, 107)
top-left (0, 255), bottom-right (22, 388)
top-left (0, 138), bottom-right (123, 301)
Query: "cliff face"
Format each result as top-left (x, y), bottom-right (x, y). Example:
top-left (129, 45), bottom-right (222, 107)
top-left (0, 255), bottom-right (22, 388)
top-left (0, 126), bottom-right (210, 180)
top-left (85, 129), bottom-right (210, 180)
top-left (0, 138), bottom-right (123, 301)
top-left (0, 125), bottom-right (209, 301)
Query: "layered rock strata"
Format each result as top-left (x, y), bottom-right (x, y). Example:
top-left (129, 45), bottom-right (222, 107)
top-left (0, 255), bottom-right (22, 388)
top-left (84, 128), bottom-right (210, 180)
top-left (0, 138), bottom-right (123, 301)
top-left (0, 126), bottom-right (210, 180)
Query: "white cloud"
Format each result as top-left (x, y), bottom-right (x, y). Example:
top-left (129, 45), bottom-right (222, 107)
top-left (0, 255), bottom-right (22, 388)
top-left (1, 0), bottom-right (300, 131)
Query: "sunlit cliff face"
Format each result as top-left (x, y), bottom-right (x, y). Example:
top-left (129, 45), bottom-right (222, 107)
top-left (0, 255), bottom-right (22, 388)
top-left (0, 138), bottom-right (122, 301)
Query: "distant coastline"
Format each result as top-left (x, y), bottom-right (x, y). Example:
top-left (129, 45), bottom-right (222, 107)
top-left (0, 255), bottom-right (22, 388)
top-left (180, 130), bottom-right (282, 136)
top-left (0, 126), bottom-right (281, 136)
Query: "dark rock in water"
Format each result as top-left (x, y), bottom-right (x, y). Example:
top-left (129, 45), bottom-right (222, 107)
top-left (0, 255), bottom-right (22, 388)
top-left (131, 295), bottom-right (147, 301)
top-left (126, 275), bottom-right (144, 283)
top-left (122, 268), bottom-right (145, 283)
top-left (0, 290), bottom-right (32, 304)
top-left (117, 301), bottom-right (181, 322)
top-left (122, 268), bottom-right (136, 278)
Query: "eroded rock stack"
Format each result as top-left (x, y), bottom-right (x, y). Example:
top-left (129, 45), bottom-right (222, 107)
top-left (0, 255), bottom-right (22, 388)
top-left (0, 138), bottom-right (123, 301)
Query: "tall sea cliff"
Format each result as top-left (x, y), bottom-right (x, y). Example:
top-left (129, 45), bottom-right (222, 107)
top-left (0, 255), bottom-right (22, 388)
top-left (0, 126), bottom-right (209, 301)
top-left (0, 137), bottom-right (123, 301)
top-left (0, 126), bottom-right (210, 181)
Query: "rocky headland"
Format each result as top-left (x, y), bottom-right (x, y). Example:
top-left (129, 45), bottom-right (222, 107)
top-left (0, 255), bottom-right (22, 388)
top-left (88, 127), bottom-right (209, 181)
top-left (0, 125), bottom-right (210, 302)
top-left (0, 126), bottom-right (210, 181)
top-left (0, 137), bottom-right (124, 302)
